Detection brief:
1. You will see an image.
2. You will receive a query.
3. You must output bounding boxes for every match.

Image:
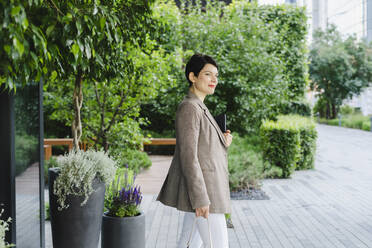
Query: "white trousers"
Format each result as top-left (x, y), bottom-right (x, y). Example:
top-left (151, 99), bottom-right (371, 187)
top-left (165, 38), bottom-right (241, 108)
top-left (177, 212), bottom-right (229, 248)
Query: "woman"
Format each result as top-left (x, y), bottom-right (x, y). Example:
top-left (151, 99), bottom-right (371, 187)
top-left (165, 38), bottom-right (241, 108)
top-left (157, 53), bottom-right (233, 248)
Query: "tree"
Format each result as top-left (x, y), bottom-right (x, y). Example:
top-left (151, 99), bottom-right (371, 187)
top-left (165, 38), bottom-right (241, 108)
top-left (0, 0), bottom-right (48, 89)
top-left (1, 0), bottom-right (156, 149)
top-left (310, 25), bottom-right (372, 119)
top-left (141, 0), bottom-right (309, 135)
top-left (44, 44), bottom-right (177, 152)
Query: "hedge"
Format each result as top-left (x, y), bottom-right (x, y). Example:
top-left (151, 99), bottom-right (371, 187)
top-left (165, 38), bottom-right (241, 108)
top-left (260, 115), bottom-right (317, 178)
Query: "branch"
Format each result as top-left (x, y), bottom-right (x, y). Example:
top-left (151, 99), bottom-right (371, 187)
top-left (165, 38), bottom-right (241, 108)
top-left (94, 82), bottom-right (105, 139)
top-left (105, 90), bottom-right (127, 133)
top-left (48, 0), bottom-right (65, 16)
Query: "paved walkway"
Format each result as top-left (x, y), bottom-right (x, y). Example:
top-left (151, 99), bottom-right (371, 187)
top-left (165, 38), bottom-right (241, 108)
top-left (42, 124), bottom-right (372, 247)
top-left (141, 124), bottom-right (372, 248)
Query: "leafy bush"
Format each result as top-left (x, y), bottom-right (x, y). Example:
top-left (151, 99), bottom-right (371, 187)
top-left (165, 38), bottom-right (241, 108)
top-left (260, 119), bottom-right (301, 178)
top-left (318, 114), bottom-right (371, 131)
top-left (15, 134), bottom-right (38, 175)
top-left (362, 121), bottom-right (371, 131)
top-left (277, 115), bottom-right (317, 170)
top-left (227, 133), bottom-right (271, 191)
top-left (313, 97), bottom-right (328, 118)
top-left (104, 168), bottom-right (142, 218)
top-left (260, 115), bottom-right (317, 178)
top-left (109, 148), bottom-right (151, 174)
top-left (53, 149), bottom-right (117, 210)
top-left (340, 105), bottom-right (354, 115)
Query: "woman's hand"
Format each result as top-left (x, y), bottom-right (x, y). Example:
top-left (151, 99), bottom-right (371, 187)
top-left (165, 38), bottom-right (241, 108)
top-left (195, 205), bottom-right (209, 219)
top-left (224, 129), bottom-right (233, 147)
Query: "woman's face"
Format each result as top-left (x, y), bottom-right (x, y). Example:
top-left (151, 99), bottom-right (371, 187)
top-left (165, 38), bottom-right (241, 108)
top-left (190, 63), bottom-right (219, 95)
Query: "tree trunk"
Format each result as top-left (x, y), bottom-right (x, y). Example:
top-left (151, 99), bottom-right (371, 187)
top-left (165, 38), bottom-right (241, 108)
top-left (326, 102), bottom-right (331, 119)
top-left (72, 73), bottom-right (83, 150)
top-left (331, 103), bottom-right (337, 119)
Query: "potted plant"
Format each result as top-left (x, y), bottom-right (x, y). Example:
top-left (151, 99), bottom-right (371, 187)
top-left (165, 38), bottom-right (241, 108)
top-left (0, 209), bottom-right (14, 248)
top-left (48, 149), bottom-right (116, 248)
top-left (101, 167), bottom-right (145, 248)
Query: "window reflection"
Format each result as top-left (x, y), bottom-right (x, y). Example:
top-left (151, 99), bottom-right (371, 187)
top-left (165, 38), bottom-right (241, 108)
top-left (14, 82), bottom-right (41, 248)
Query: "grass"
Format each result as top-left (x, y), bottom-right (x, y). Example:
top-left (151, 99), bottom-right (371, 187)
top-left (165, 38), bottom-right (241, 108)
top-left (318, 114), bottom-right (371, 131)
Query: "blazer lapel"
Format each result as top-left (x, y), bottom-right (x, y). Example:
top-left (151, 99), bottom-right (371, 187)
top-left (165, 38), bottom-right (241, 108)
top-left (186, 90), bottom-right (227, 147)
top-left (203, 109), bottom-right (228, 147)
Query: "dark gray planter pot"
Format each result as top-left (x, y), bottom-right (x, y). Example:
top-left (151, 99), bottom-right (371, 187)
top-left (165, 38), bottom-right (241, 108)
top-left (101, 212), bottom-right (145, 248)
top-left (48, 168), bottom-right (105, 248)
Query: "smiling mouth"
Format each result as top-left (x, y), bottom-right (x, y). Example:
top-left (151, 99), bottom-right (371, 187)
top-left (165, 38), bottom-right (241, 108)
top-left (208, 85), bottom-right (216, 88)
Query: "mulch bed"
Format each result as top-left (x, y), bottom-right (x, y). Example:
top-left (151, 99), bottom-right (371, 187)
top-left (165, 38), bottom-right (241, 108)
top-left (230, 188), bottom-right (270, 200)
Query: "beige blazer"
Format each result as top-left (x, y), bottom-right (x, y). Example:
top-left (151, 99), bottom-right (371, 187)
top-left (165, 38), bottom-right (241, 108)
top-left (156, 90), bottom-right (231, 214)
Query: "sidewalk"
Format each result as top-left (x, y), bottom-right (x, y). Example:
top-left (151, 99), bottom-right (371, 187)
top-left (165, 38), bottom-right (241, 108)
top-left (41, 124), bottom-right (372, 247)
top-left (140, 124), bottom-right (372, 248)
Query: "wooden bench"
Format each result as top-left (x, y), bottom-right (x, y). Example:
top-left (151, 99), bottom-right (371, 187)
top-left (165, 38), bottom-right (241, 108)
top-left (44, 138), bottom-right (176, 160)
top-left (143, 138), bottom-right (176, 146)
top-left (44, 138), bottom-right (87, 160)
top-left (142, 138), bottom-right (176, 152)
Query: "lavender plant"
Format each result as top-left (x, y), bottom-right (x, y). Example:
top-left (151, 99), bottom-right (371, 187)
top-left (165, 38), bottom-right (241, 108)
top-left (105, 167), bottom-right (143, 218)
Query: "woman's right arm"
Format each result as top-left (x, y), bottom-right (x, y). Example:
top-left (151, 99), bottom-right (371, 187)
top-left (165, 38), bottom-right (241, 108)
top-left (176, 103), bottom-right (210, 210)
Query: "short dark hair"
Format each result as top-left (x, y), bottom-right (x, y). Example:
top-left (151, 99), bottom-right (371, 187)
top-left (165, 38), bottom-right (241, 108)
top-left (185, 53), bottom-right (218, 87)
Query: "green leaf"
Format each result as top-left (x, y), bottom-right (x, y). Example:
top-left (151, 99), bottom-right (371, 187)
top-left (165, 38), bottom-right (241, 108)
top-left (85, 44), bottom-right (91, 59)
top-left (71, 43), bottom-right (80, 60)
top-left (3, 45), bottom-right (11, 55)
top-left (50, 71), bottom-right (58, 81)
top-left (95, 53), bottom-right (104, 66)
top-left (62, 13), bottom-right (73, 23)
top-left (76, 21), bottom-right (82, 36)
top-left (100, 17), bottom-right (105, 30)
top-left (11, 6), bottom-right (21, 16)
top-left (13, 37), bottom-right (24, 56)
top-left (22, 17), bottom-right (29, 30)
top-left (46, 25), bottom-right (55, 36)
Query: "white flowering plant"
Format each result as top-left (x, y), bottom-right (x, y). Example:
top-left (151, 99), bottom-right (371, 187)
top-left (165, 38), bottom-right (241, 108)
top-left (53, 149), bottom-right (117, 210)
top-left (0, 209), bottom-right (15, 248)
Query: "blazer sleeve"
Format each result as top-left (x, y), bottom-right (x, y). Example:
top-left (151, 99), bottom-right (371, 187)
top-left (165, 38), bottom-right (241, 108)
top-left (176, 102), bottom-right (210, 209)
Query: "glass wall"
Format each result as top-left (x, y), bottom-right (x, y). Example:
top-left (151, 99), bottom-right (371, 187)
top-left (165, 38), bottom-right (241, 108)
top-left (14, 82), bottom-right (44, 248)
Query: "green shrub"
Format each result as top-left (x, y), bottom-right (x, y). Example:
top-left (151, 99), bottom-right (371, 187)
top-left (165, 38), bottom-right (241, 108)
top-left (109, 148), bottom-right (152, 174)
top-left (228, 134), bottom-right (270, 191)
top-left (313, 98), bottom-right (328, 118)
top-left (15, 134), bottom-right (38, 175)
top-left (362, 121), bottom-right (371, 131)
top-left (277, 115), bottom-right (317, 170)
top-left (340, 105), bottom-right (354, 115)
top-left (318, 114), bottom-right (371, 132)
top-left (260, 119), bottom-right (301, 178)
